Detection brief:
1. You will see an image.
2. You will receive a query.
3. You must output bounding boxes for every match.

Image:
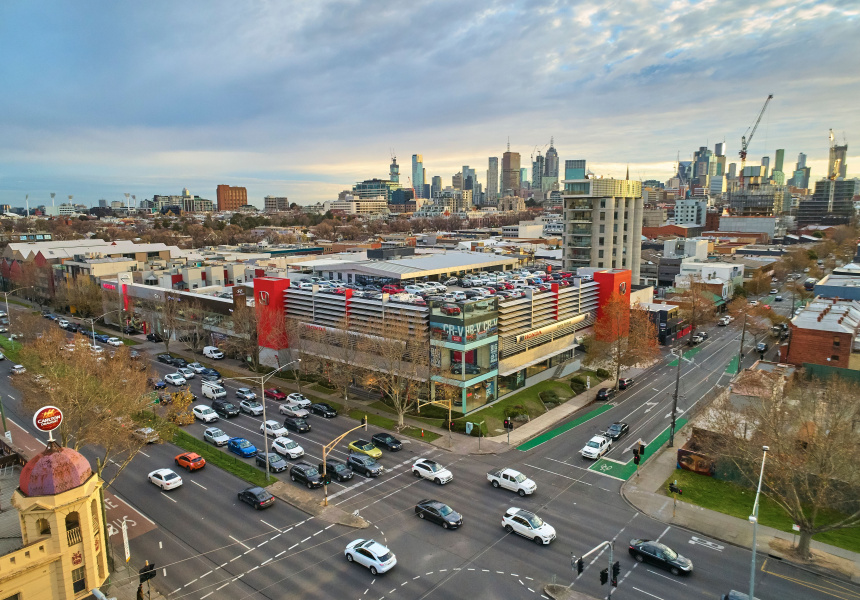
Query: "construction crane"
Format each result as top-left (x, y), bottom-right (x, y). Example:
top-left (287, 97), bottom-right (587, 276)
top-left (827, 129), bottom-right (839, 211)
top-left (738, 94), bottom-right (773, 190)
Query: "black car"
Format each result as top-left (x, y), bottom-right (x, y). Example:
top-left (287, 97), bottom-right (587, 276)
top-left (309, 402), bottom-right (338, 418)
top-left (347, 453), bottom-right (383, 477)
top-left (289, 462), bottom-right (323, 489)
top-left (628, 539), bottom-right (693, 575)
top-left (450, 363), bottom-right (481, 375)
top-left (320, 459), bottom-right (353, 482)
top-left (156, 353), bottom-right (175, 365)
top-left (618, 378), bottom-right (634, 390)
top-left (211, 399), bottom-right (240, 418)
top-left (199, 373), bottom-right (222, 384)
top-left (147, 332), bottom-right (163, 343)
top-left (238, 486), bottom-right (275, 510)
top-left (172, 357), bottom-right (188, 368)
top-left (756, 342), bottom-right (768, 353)
top-left (255, 450), bottom-right (288, 473)
top-left (283, 416), bottom-right (311, 433)
top-left (596, 388), bottom-right (615, 401)
top-left (415, 499), bottom-right (463, 529)
top-left (66, 323), bottom-right (79, 333)
top-left (606, 422), bottom-right (629, 440)
top-left (371, 433), bottom-right (403, 452)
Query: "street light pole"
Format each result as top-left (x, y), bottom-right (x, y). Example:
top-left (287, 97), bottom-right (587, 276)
top-left (667, 340), bottom-right (683, 448)
top-left (749, 445), bottom-right (769, 600)
top-left (2, 286), bottom-right (35, 335)
top-left (737, 312), bottom-right (748, 372)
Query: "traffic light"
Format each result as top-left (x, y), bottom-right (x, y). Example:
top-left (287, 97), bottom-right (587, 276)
top-left (639, 443), bottom-right (646, 457)
top-left (575, 557), bottom-right (584, 574)
top-left (633, 454), bottom-right (640, 465)
top-left (503, 418), bottom-right (512, 430)
top-left (612, 561), bottom-right (620, 586)
top-left (139, 562), bottom-right (156, 584)
top-left (669, 481), bottom-right (683, 495)
top-left (599, 567), bottom-right (608, 585)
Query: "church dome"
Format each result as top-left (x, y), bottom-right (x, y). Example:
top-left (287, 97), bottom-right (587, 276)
top-left (19, 441), bottom-right (93, 497)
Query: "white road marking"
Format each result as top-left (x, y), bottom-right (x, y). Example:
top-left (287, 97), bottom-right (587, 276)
top-left (289, 544), bottom-right (298, 550)
top-left (257, 540), bottom-right (268, 547)
top-left (199, 570), bottom-right (212, 578)
top-left (275, 551), bottom-right (286, 558)
top-left (523, 463), bottom-right (592, 484)
top-left (183, 578), bottom-right (197, 587)
top-left (138, 450), bottom-right (150, 457)
top-left (689, 536), bottom-right (724, 551)
top-left (646, 569), bottom-right (688, 585)
top-left (657, 525), bottom-right (671, 541)
top-left (160, 492), bottom-right (177, 503)
top-left (301, 536), bottom-right (311, 543)
top-left (229, 535), bottom-right (250, 549)
top-left (216, 582), bottom-right (230, 590)
top-left (200, 593), bottom-right (213, 600)
top-left (190, 480), bottom-right (207, 489)
top-left (260, 519), bottom-right (278, 530)
top-left (632, 586), bottom-right (665, 599)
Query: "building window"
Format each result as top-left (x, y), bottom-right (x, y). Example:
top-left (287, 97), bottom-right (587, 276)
top-left (72, 566), bottom-right (86, 593)
top-left (833, 337), bottom-right (840, 347)
top-left (599, 213), bottom-right (605, 221)
top-left (598, 237), bottom-right (604, 246)
top-left (2, 594), bottom-right (21, 600)
top-left (600, 200), bottom-right (606, 209)
top-left (598, 250), bottom-right (604, 259)
top-left (36, 518), bottom-right (51, 535)
top-left (832, 355), bottom-right (840, 361)
top-left (599, 225), bottom-right (605, 233)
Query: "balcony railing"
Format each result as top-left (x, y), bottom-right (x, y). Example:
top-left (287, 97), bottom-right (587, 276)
top-left (67, 526), bottom-right (82, 546)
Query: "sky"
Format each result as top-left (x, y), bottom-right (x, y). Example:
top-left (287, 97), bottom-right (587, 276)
top-left (1, 0), bottom-right (859, 208)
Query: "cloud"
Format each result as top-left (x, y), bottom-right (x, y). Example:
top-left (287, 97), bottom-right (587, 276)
top-left (0, 0), bottom-right (858, 205)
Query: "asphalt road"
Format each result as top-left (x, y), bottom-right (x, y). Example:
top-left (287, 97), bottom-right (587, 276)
top-left (2, 298), bottom-right (856, 600)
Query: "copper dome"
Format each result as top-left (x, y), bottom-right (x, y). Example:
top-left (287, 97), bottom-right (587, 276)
top-left (19, 441), bottom-right (93, 497)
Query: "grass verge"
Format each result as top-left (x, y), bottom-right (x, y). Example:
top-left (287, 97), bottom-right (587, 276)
top-left (664, 469), bottom-right (860, 554)
top-left (347, 409), bottom-right (441, 442)
top-left (465, 380), bottom-right (576, 433)
top-left (172, 428), bottom-right (276, 488)
top-left (0, 336), bottom-right (22, 362)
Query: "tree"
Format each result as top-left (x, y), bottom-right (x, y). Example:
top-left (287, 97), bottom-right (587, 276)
top-left (167, 389), bottom-right (196, 425)
top-left (19, 329), bottom-right (152, 487)
top-left (180, 298), bottom-right (209, 355)
top-left (140, 295), bottom-right (182, 353)
top-left (708, 376), bottom-right (860, 559)
top-left (585, 293), bottom-right (660, 388)
top-left (364, 318), bottom-right (429, 428)
top-left (746, 271), bottom-right (772, 296)
top-left (54, 278), bottom-right (105, 318)
top-left (221, 303), bottom-right (260, 370)
top-left (674, 275), bottom-right (717, 339)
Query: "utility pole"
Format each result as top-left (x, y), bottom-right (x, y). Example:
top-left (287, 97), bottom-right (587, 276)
top-left (668, 341), bottom-right (682, 448)
top-left (737, 312), bottom-right (748, 373)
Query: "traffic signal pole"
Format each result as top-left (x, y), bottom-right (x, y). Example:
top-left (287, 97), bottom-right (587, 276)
top-left (321, 417), bottom-right (367, 506)
top-left (569, 539), bottom-right (618, 597)
top-left (668, 342), bottom-right (682, 448)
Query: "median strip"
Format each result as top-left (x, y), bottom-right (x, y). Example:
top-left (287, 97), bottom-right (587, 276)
top-left (516, 404), bottom-right (614, 451)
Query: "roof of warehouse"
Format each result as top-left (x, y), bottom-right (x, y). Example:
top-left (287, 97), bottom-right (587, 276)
top-left (354, 251), bottom-right (520, 277)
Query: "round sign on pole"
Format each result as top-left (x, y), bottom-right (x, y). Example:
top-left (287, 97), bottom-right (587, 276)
top-left (33, 406), bottom-right (63, 440)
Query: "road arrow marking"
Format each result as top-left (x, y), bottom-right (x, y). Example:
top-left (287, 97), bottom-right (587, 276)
top-left (643, 402), bottom-right (658, 413)
top-left (689, 536), bottom-right (724, 551)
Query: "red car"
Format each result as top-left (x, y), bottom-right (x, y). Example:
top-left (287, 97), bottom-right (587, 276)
top-left (175, 452), bottom-right (205, 471)
top-left (441, 304), bottom-right (461, 316)
top-left (382, 285), bottom-right (405, 294)
top-left (265, 388), bottom-right (287, 401)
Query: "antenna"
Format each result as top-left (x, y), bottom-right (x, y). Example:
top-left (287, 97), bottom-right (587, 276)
top-left (25, 194), bottom-right (29, 216)
top-left (50, 192), bottom-right (56, 207)
top-left (507, 137), bottom-right (510, 152)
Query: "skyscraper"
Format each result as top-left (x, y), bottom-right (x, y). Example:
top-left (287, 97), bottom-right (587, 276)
top-left (389, 156), bottom-right (399, 184)
top-left (520, 168), bottom-right (528, 189)
top-left (761, 156), bottom-right (770, 177)
top-left (791, 153), bottom-right (810, 189)
top-left (216, 185), bottom-right (247, 211)
top-left (431, 176), bottom-right (442, 199)
top-left (502, 147), bottom-right (521, 195)
top-left (714, 142), bottom-right (725, 157)
top-left (532, 153), bottom-right (544, 191)
top-left (771, 149), bottom-right (785, 185)
top-left (797, 152), bottom-right (807, 169)
top-left (487, 157), bottom-right (499, 201)
top-left (829, 139), bottom-right (848, 180)
top-left (544, 138), bottom-right (559, 178)
top-left (412, 155), bottom-right (424, 198)
top-left (462, 166), bottom-right (477, 194)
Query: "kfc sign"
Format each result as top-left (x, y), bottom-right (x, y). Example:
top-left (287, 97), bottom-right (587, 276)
top-left (33, 406), bottom-right (63, 432)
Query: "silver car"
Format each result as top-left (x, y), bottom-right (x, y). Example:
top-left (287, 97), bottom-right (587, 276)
top-left (279, 402), bottom-right (309, 418)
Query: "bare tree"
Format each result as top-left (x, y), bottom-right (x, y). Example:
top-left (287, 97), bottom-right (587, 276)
top-left (708, 376), bottom-right (860, 560)
top-left (221, 303), bottom-right (260, 370)
top-left (19, 329), bottom-right (152, 487)
top-left (53, 278), bottom-right (105, 318)
top-left (180, 298), bottom-right (209, 355)
top-left (673, 275), bottom-right (718, 340)
top-left (140, 295), bottom-right (182, 353)
top-left (322, 317), bottom-right (362, 412)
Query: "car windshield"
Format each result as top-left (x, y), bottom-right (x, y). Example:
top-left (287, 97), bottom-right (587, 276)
top-left (608, 425), bottom-right (620, 432)
top-left (294, 418), bottom-right (307, 426)
top-left (238, 440), bottom-right (251, 448)
top-left (438, 505), bottom-right (453, 516)
top-left (210, 429), bottom-right (225, 437)
top-left (525, 513), bottom-right (543, 528)
top-left (305, 467), bottom-right (319, 477)
top-left (268, 456), bottom-right (282, 463)
top-left (587, 441), bottom-right (600, 448)
top-left (378, 435), bottom-right (392, 442)
top-left (359, 443), bottom-right (371, 450)
top-left (514, 473), bottom-right (527, 483)
top-left (190, 457), bottom-right (203, 463)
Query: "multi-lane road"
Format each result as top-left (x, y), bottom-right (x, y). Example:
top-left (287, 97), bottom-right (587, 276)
top-left (2, 303), bottom-right (857, 600)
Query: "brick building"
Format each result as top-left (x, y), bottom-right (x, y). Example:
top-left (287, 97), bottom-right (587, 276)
top-left (216, 185), bottom-right (248, 212)
top-left (783, 298), bottom-right (860, 370)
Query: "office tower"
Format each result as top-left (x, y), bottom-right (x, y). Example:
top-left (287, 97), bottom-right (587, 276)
top-left (692, 146), bottom-right (714, 186)
top-left (714, 142), bottom-right (725, 157)
top-left (412, 155), bottom-right (424, 198)
top-left (770, 149), bottom-right (785, 185)
top-left (462, 166), bottom-right (477, 196)
top-left (216, 185), bottom-right (247, 211)
top-left (389, 156), bottom-right (399, 183)
top-left (562, 176), bottom-right (644, 282)
top-left (544, 138), bottom-right (559, 178)
top-left (520, 168), bottom-right (528, 188)
top-left (98, 199), bottom-right (108, 208)
top-left (829, 141), bottom-right (848, 179)
top-left (797, 152), bottom-right (807, 169)
top-left (532, 153), bottom-right (544, 191)
top-left (424, 184), bottom-right (430, 199)
top-left (728, 163), bottom-right (737, 179)
top-left (487, 157), bottom-right (499, 200)
top-left (452, 172), bottom-right (463, 189)
top-left (761, 156), bottom-right (770, 177)
top-left (502, 148), bottom-right (521, 195)
top-left (797, 179), bottom-right (860, 227)
top-left (264, 196), bottom-right (290, 212)
top-left (431, 176), bottom-right (442, 198)
top-left (565, 160), bottom-right (586, 180)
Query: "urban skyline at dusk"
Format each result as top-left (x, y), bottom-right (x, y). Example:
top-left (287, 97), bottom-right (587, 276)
top-left (1, 0), bottom-right (858, 206)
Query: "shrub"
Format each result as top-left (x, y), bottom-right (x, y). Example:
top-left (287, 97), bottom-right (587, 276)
top-left (540, 390), bottom-right (560, 407)
top-left (570, 375), bottom-right (587, 395)
top-left (504, 404), bottom-right (529, 419)
top-left (596, 368), bottom-right (611, 379)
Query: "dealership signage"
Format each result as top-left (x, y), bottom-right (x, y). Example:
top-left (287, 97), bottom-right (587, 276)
top-left (435, 318), bottom-right (498, 344)
top-left (515, 315), bottom-right (585, 343)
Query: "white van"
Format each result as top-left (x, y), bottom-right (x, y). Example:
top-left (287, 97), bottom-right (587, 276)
top-left (201, 380), bottom-right (227, 399)
top-left (203, 346), bottom-right (224, 359)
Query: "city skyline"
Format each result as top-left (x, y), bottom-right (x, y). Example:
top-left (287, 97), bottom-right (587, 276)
top-left (1, 1), bottom-right (858, 207)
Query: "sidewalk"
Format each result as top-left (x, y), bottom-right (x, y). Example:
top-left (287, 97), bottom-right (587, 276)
top-left (621, 427), bottom-right (860, 583)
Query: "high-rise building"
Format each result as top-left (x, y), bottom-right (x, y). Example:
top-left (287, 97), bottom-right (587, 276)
top-left (519, 168), bottom-right (528, 188)
top-left (431, 176), bottom-right (442, 198)
top-left (532, 153), bottom-right (544, 192)
top-left (714, 142), bottom-right (725, 157)
top-left (544, 139), bottom-right (559, 178)
top-left (797, 179), bottom-right (860, 227)
top-left (502, 149), bottom-right (521, 195)
top-left (829, 141), bottom-right (848, 180)
top-left (452, 172), bottom-right (463, 190)
top-left (264, 196), bottom-right (290, 212)
top-left (674, 198), bottom-right (707, 226)
top-left (389, 156), bottom-right (400, 184)
top-left (761, 156), bottom-right (770, 177)
top-left (462, 166), bottom-right (477, 197)
top-left (728, 163), bottom-right (737, 179)
top-left (424, 183), bottom-right (430, 199)
top-left (728, 183), bottom-right (789, 216)
top-left (797, 152), bottom-right (807, 169)
top-left (562, 177), bottom-right (644, 282)
top-left (412, 155), bottom-right (424, 198)
top-left (565, 160), bottom-right (586, 180)
top-left (487, 157), bottom-right (499, 201)
top-left (352, 178), bottom-right (401, 201)
top-left (98, 199), bottom-right (108, 208)
top-left (773, 149), bottom-right (784, 174)
top-left (216, 185), bottom-right (248, 212)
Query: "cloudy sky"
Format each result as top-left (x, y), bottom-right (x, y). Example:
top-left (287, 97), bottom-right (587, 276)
top-left (1, 0), bottom-right (858, 207)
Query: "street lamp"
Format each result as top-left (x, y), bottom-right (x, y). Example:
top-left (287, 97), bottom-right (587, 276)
top-left (749, 445), bottom-right (769, 600)
top-left (232, 359), bottom-right (300, 481)
top-left (85, 308), bottom-right (125, 345)
top-left (2, 286), bottom-right (35, 327)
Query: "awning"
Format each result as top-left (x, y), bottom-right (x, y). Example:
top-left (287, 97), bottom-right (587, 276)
top-left (499, 345), bottom-right (575, 377)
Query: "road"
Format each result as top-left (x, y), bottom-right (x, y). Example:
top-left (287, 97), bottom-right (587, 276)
top-left (1, 302), bottom-right (856, 600)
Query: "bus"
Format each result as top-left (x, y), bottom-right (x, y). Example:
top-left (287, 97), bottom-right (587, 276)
top-left (804, 277), bottom-right (817, 291)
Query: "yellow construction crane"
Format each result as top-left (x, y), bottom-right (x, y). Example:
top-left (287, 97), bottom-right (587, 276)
top-left (738, 94), bottom-right (774, 190)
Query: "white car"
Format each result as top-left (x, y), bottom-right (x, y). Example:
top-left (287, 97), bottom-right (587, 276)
top-left (260, 420), bottom-right (289, 438)
top-left (57, 318), bottom-right (69, 328)
top-left (344, 539), bottom-right (397, 575)
top-left (148, 468), bottom-right (183, 491)
top-left (286, 393), bottom-right (312, 408)
top-left (279, 402), bottom-right (309, 418)
top-left (187, 362), bottom-right (207, 374)
top-left (412, 458), bottom-right (453, 485)
top-left (192, 405), bottom-right (219, 423)
top-left (581, 435), bottom-right (611, 459)
top-left (239, 399), bottom-right (264, 415)
top-left (749, 300), bottom-right (759, 306)
top-left (11, 364), bottom-right (26, 374)
top-left (272, 436), bottom-right (305, 459)
top-left (90, 345), bottom-right (104, 354)
top-left (106, 337), bottom-right (123, 347)
top-left (178, 367), bottom-right (195, 379)
top-left (501, 507), bottom-right (556, 545)
top-left (164, 373), bottom-right (187, 386)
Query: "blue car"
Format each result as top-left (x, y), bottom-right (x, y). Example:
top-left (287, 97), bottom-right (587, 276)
top-left (95, 334), bottom-right (111, 343)
top-left (227, 437), bottom-right (257, 458)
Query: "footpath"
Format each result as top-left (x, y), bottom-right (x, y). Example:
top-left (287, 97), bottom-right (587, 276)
top-left (622, 426), bottom-right (860, 583)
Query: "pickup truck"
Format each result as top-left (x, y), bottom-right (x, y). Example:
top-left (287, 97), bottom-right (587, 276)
top-left (487, 468), bottom-right (536, 496)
